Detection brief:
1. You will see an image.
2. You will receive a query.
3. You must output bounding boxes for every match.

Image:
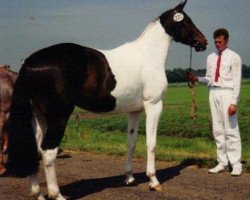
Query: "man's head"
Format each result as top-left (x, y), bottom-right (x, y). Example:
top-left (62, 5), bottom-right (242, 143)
top-left (213, 28), bottom-right (229, 52)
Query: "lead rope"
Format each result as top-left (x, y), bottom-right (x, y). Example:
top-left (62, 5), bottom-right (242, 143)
top-left (188, 47), bottom-right (197, 119)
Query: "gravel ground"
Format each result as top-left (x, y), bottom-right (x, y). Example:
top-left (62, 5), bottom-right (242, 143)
top-left (0, 150), bottom-right (250, 200)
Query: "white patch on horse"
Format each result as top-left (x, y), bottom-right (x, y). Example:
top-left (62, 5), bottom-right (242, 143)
top-left (100, 20), bottom-right (170, 112)
top-left (32, 106), bottom-right (47, 154)
top-left (99, 19), bottom-right (171, 189)
top-left (42, 148), bottom-right (65, 199)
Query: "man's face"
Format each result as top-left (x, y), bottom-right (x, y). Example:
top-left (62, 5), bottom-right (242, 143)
top-left (214, 35), bottom-right (228, 52)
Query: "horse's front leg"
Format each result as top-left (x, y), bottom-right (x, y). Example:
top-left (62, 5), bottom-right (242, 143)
top-left (144, 100), bottom-right (162, 191)
top-left (0, 150), bottom-right (5, 175)
top-left (125, 111), bottom-right (141, 185)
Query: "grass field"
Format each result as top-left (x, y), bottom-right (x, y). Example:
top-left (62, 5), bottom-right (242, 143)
top-left (61, 80), bottom-right (250, 172)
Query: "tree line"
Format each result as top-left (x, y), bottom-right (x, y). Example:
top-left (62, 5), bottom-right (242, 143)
top-left (166, 64), bottom-right (250, 83)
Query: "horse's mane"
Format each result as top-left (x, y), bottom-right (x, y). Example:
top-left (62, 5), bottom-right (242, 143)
top-left (133, 19), bottom-right (159, 43)
top-left (0, 65), bottom-right (18, 75)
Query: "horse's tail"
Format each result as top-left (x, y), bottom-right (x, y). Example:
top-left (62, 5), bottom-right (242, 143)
top-left (6, 70), bottom-right (39, 178)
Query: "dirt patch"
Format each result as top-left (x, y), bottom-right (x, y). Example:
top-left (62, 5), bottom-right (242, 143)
top-left (0, 150), bottom-right (250, 200)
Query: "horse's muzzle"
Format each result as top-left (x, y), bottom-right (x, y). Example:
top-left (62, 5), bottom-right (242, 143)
top-left (193, 40), bottom-right (207, 52)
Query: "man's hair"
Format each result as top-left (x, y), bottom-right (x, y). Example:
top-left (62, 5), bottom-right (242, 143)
top-left (213, 28), bottom-right (229, 40)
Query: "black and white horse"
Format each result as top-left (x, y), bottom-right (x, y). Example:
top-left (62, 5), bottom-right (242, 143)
top-left (7, 1), bottom-right (207, 199)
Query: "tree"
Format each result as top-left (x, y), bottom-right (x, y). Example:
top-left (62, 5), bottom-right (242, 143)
top-left (165, 65), bottom-right (250, 83)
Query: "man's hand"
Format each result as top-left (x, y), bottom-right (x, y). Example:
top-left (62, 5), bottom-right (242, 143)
top-left (228, 104), bottom-right (237, 116)
top-left (187, 72), bottom-right (198, 82)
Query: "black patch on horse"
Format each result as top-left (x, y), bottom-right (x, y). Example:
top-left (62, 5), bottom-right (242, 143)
top-left (25, 43), bottom-right (117, 113)
top-left (21, 43), bottom-right (117, 150)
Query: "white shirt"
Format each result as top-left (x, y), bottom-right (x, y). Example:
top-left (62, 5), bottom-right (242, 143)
top-left (198, 48), bottom-right (242, 105)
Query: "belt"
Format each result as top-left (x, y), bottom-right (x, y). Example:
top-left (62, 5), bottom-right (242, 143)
top-left (209, 86), bottom-right (233, 90)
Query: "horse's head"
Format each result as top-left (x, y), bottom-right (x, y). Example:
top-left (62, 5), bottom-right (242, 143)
top-left (159, 0), bottom-right (207, 52)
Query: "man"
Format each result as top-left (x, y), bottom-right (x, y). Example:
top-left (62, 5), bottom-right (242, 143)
top-left (188, 28), bottom-right (242, 176)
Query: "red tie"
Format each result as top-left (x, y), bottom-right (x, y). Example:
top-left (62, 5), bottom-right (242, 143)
top-left (214, 51), bottom-right (222, 82)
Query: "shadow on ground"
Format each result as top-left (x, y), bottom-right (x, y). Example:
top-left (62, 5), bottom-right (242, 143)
top-left (58, 163), bottom-right (189, 200)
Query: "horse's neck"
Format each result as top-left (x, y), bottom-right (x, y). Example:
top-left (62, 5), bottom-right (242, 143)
top-left (133, 19), bottom-right (172, 67)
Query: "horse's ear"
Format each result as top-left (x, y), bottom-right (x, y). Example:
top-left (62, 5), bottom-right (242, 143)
top-left (174, 0), bottom-right (187, 11)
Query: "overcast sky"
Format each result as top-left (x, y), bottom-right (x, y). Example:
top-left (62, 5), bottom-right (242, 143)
top-left (0, 0), bottom-right (249, 71)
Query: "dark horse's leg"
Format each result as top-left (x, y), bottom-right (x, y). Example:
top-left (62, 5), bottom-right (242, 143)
top-left (0, 113), bottom-right (7, 175)
top-left (33, 101), bottom-right (74, 199)
top-left (2, 132), bottom-right (8, 154)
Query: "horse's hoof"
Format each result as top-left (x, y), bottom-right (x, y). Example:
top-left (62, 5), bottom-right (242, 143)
top-left (32, 194), bottom-right (45, 200)
top-left (37, 195), bottom-right (46, 200)
top-left (125, 175), bottom-right (137, 186)
top-left (125, 179), bottom-right (138, 187)
top-left (149, 184), bottom-right (162, 191)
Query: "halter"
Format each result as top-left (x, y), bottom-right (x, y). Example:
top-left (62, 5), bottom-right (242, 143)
top-left (188, 47), bottom-right (197, 119)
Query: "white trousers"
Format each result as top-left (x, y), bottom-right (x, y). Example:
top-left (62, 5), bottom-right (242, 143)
top-left (209, 88), bottom-right (242, 168)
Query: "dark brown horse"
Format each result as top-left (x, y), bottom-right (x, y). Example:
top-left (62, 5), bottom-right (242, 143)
top-left (0, 66), bottom-right (18, 175)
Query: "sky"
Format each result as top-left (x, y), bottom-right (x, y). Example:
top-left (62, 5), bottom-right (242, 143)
top-left (0, 0), bottom-right (249, 72)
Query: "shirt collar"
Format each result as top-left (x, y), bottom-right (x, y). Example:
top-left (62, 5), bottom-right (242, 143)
top-left (217, 48), bottom-right (228, 55)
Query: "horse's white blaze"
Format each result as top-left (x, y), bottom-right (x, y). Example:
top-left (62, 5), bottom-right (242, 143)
top-left (101, 20), bottom-right (170, 112)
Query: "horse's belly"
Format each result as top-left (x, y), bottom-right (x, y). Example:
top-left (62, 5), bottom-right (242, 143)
top-left (112, 89), bottom-right (144, 113)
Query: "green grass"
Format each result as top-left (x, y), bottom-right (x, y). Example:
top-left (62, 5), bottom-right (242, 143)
top-left (61, 81), bottom-right (250, 172)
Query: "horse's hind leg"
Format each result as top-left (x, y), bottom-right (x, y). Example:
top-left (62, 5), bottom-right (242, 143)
top-left (30, 106), bottom-right (69, 200)
top-left (30, 175), bottom-right (46, 200)
top-left (0, 149), bottom-right (5, 175)
top-left (2, 132), bottom-right (8, 154)
top-left (0, 114), bottom-right (6, 175)
top-left (0, 151), bottom-right (5, 175)
top-left (41, 106), bottom-right (73, 200)
top-left (125, 111), bottom-right (141, 185)
top-left (30, 108), bottom-right (47, 200)
top-left (42, 147), bottom-right (65, 200)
